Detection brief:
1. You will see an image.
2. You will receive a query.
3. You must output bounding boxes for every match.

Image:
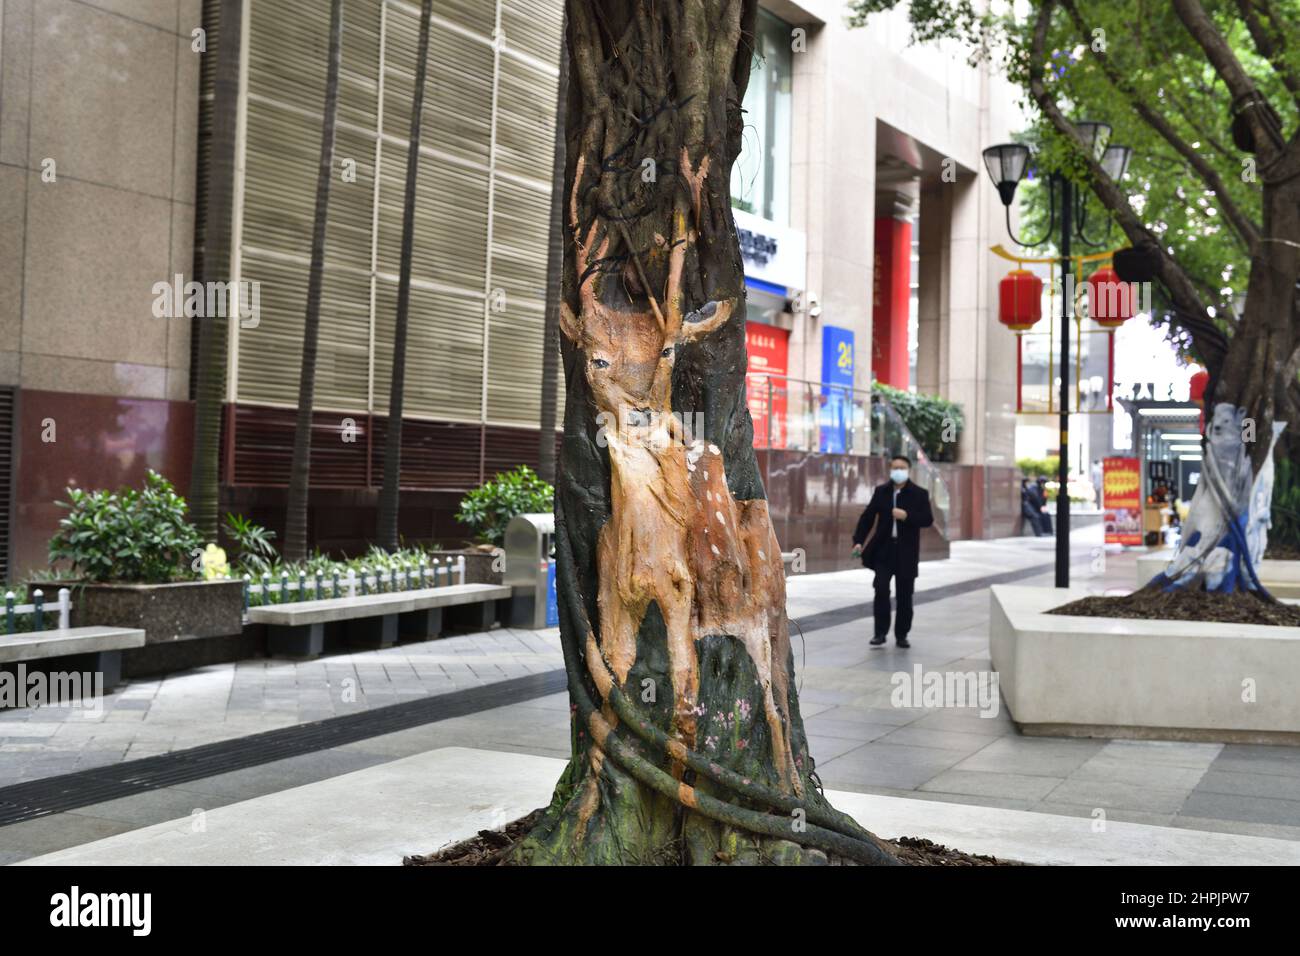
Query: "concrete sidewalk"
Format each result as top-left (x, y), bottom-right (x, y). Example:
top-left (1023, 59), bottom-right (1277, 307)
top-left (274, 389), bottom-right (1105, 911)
top-left (0, 531), bottom-right (1074, 788)
top-left (4, 528), bottom-right (1300, 863)
top-left (20, 747), bottom-right (1300, 866)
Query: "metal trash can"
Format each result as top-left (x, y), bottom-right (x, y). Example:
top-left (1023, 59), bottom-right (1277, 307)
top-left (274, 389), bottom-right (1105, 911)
top-left (503, 513), bottom-right (558, 629)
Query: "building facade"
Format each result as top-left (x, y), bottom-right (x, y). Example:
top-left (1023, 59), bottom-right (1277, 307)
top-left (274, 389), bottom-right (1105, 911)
top-left (0, 0), bottom-right (1024, 578)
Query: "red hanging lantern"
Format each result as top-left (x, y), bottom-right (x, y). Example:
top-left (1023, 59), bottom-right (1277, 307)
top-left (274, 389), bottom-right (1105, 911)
top-left (999, 268), bottom-right (1043, 331)
top-left (1087, 265), bottom-right (1136, 328)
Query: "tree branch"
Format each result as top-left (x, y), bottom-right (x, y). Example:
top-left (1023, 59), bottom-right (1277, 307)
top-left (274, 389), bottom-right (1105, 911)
top-left (1171, 0), bottom-right (1285, 160)
top-left (1237, 0), bottom-right (1300, 106)
top-left (1027, 0), bottom-right (1229, 372)
top-left (1061, 0), bottom-right (1259, 254)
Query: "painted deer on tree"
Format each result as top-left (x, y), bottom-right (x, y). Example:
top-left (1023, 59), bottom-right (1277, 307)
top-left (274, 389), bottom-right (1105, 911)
top-left (559, 148), bottom-right (800, 798)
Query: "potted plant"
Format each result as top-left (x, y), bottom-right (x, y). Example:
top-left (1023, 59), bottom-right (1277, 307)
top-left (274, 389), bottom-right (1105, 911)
top-left (43, 470), bottom-right (244, 644)
top-left (450, 465), bottom-right (555, 583)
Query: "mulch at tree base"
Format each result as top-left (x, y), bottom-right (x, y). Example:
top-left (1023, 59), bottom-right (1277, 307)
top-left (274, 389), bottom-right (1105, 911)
top-left (1266, 544), bottom-right (1300, 561)
top-left (403, 809), bottom-right (1025, 866)
top-left (1049, 585), bottom-right (1300, 627)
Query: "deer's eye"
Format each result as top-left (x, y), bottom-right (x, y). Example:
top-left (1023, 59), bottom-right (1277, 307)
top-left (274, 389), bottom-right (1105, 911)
top-left (590, 358), bottom-right (610, 370)
top-left (661, 347), bottom-right (673, 358)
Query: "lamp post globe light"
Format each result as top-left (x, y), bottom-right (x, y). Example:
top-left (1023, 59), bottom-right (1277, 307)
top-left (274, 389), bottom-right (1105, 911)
top-left (982, 122), bottom-right (1133, 588)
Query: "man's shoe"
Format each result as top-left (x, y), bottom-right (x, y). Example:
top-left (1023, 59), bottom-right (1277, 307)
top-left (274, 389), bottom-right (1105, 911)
top-left (870, 634), bottom-right (887, 646)
top-left (896, 636), bottom-right (911, 649)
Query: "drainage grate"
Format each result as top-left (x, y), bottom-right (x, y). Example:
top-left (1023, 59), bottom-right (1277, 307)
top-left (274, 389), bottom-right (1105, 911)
top-left (0, 669), bottom-right (567, 827)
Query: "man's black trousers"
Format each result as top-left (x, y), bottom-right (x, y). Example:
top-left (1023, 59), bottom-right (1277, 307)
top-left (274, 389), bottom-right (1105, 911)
top-left (872, 539), bottom-right (916, 639)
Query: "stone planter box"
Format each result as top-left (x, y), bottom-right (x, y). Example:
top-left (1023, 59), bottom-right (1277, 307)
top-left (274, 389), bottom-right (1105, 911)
top-left (990, 584), bottom-right (1300, 744)
top-left (428, 549), bottom-right (502, 585)
top-left (1135, 550), bottom-right (1300, 598)
top-left (62, 579), bottom-right (246, 645)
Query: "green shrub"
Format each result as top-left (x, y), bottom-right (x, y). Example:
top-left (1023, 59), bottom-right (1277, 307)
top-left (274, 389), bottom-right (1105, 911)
top-left (872, 383), bottom-right (964, 462)
top-left (241, 544), bottom-right (448, 607)
top-left (456, 465), bottom-right (554, 545)
top-left (223, 513), bottom-right (278, 577)
top-left (1017, 456), bottom-right (1061, 479)
top-left (1271, 456), bottom-right (1300, 552)
top-left (48, 470), bottom-right (202, 583)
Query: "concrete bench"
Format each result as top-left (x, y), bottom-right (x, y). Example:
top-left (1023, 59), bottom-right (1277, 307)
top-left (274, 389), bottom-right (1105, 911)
top-left (0, 626), bottom-right (146, 694)
top-left (248, 584), bottom-right (511, 658)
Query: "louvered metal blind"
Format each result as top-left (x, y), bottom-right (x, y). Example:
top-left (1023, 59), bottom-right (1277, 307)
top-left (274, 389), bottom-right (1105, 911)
top-left (232, 0), bottom-right (565, 432)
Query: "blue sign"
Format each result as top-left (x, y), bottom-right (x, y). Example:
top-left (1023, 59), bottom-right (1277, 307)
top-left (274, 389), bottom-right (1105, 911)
top-left (545, 561), bottom-right (559, 627)
top-left (820, 326), bottom-right (855, 453)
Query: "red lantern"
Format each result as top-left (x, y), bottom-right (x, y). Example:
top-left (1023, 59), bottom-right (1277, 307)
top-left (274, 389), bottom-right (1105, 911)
top-left (999, 268), bottom-right (1043, 331)
top-left (1087, 265), bottom-right (1136, 328)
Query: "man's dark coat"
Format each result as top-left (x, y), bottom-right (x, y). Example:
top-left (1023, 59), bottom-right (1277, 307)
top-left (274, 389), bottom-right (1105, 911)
top-left (852, 480), bottom-right (934, 578)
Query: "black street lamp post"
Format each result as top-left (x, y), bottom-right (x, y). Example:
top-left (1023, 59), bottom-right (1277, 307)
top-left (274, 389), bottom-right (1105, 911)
top-left (982, 125), bottom-right (1133, 588)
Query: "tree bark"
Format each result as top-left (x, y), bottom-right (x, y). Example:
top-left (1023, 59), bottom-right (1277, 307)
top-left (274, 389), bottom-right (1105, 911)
top-left (284, 0), bottom-right (344, 562)
top-left (189, 0), bottom-right (243, 543)
top-left (507, 0), bottom-right (897, 865)
top-left (377, 0), bottom-right (435, 550)
top-left (537, 17), bottom-right (569, 487)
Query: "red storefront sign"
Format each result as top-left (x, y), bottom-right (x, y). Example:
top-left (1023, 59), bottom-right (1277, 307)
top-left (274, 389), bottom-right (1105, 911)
top-left (1103, 456), bottom-right (1142, 546)
top-left (746, 322), bottom-right (789, 448)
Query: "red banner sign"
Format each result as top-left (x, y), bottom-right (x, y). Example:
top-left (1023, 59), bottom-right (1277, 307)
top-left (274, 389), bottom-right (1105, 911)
top-left (1103, 456), bottom-right (1142, 546)
top-left (747, 322), bottom-right (789, 448)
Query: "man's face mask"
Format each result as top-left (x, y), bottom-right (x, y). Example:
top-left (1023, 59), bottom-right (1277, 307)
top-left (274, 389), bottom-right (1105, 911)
top-left (890, 467), bottom-right (909, 484)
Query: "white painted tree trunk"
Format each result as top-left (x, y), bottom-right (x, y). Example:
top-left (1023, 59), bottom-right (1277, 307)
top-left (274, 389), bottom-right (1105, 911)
top-left (1159, 402), bottom-right (1286, 593)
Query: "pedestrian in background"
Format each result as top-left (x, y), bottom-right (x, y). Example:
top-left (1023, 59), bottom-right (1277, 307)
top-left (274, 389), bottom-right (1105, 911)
top-left (1022, 478), bottom-right (1045, 537)
top-left (852, 455), bottom-right (934, 648)
top-left (1035, 476), bottom-right (1054, 535)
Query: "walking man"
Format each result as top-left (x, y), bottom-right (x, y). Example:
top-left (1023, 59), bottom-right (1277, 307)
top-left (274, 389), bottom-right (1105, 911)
top-left (852, 454), bottom-right (934, 648)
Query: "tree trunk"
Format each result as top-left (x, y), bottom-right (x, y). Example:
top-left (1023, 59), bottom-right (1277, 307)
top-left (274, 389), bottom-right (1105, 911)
top-left (506, 0), bottom-right (897, 866)
top-left (1019, 2), bottom-right (1299, 596)
top-left (1157, 162), bottom-right (1300, 593)
top-left (189, 0), bottom-right (244, 543)
top-left (536, 16), bottom-right (568, 487)
top-left (376, 0), bottom-right (434, 550)
top-left (283, 0), bottom-right (344, 563)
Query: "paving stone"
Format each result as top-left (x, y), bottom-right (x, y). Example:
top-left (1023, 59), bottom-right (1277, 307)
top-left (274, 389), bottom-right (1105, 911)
top-left (1099, 738), bottom-right (1223, 768)
top-left (1194, 769), bottom-right (1300, 802)
top-left (1179, 791), bottom-right (1300, 827)
top-left (953, 735), bottom-right (1105, 777)
top-left (921, 768), bottom-right (1063, 801)
top-left (877, 725), bottom-right (1001, 755)
top-left (1041, 778), bottom-right (1192, 814)
top-left (803, 714), bottom-right (908, 742)
top-left (907, 709), bottom-right (1013, 736)
top-left (0, 811), bottom-right (136, 856)
top-left (816, 742), bottom-right (969, 791)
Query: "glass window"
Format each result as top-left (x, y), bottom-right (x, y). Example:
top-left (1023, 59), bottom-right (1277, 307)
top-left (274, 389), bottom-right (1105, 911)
top-left (731, 9), bottom-right (793, 225)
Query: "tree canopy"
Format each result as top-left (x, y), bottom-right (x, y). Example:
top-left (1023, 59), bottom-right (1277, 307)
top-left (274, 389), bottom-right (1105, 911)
top-left (848, 0), bottom-right (1300, 373)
